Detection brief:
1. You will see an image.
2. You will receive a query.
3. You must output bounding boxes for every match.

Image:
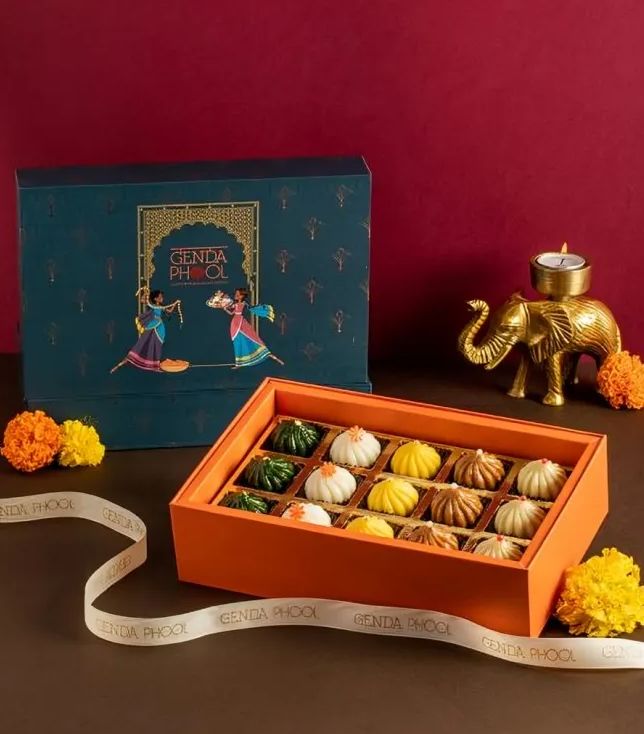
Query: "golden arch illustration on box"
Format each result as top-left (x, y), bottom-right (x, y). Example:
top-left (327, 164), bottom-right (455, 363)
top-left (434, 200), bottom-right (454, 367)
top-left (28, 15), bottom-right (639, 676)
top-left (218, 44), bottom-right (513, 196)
top-left (137, 201), bottom-right (260, 305)
top-left (110, 201), bottom-right (283, 374)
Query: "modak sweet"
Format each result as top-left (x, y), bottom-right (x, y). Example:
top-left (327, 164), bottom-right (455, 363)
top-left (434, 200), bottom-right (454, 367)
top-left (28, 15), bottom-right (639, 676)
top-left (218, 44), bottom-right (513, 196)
top-left (390, 440), bottom-right (441, 479)
top-left (367, 477), bottom-right (419, 516)
top-left (345, 515), bottom-right (394, 538)
top-left (473, 535), bottom-right (522, 561)
top-left (453, 448), bottom-right (505, 490)
top-left (407, 521), bottom-right (459, 550)
top-left (329, 425), bottom-right (381, 467)
top-left (494, 497), bottom-right (545, 539)
top-left (430, 483), bottom-right (483, 528)
top-left (271, 419), bottom-right (320, 457)
top-left (243, 456), bottom-right (297, 493)
top-left (282, 502), bottom-right (332, 527)
top-left (221, 491), bottom-right (269, 514)
top-left (517, 458), bottom-right (567, 500)
top-left (304, 462), bottom-right (357, 504)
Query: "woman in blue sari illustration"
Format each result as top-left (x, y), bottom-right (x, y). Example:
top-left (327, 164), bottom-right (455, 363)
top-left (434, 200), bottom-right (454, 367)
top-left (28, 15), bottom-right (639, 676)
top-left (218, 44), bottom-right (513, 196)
top-left (111, 289), bottom-right (182, 372)
top-left (208, 288), bottom-right (284, 368)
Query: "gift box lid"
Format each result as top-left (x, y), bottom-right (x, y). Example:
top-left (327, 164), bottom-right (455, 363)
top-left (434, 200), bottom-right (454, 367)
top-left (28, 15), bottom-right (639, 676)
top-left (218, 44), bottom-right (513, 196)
top-left (17, 157), bottom-right (369, 187)
top-left (17, 157), bottom-right (371, 448)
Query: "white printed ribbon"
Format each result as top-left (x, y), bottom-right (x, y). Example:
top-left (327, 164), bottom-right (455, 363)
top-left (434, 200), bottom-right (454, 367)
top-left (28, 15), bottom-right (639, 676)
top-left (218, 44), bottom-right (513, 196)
top-left (1, 491), bottom-right (642, 669)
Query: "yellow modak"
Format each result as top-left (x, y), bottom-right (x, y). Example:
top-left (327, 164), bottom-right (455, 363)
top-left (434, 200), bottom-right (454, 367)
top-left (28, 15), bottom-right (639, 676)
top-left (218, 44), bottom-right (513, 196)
top-left (390, 440), bottom-right (441, 480)
top-left (367, 478), bottom-right (419, 516)
top-left (345, 516), bottom-right (394, 538)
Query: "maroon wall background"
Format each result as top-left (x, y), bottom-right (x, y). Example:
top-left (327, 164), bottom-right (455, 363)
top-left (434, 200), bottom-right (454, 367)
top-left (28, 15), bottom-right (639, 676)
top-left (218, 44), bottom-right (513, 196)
top-left (1, 1), bottom-right (643, 359)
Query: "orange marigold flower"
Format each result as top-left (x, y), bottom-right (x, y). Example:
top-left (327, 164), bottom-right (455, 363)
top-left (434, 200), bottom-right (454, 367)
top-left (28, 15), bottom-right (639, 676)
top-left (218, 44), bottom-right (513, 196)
top-left (1, 410), bottom-right (61, 473)
top-left (597, 351), bottom-right (644, 410)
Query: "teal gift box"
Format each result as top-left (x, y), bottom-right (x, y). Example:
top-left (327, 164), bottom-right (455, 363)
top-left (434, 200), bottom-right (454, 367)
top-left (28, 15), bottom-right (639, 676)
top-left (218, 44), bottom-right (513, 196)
top-left (17, 157), bottom-right (371, 449)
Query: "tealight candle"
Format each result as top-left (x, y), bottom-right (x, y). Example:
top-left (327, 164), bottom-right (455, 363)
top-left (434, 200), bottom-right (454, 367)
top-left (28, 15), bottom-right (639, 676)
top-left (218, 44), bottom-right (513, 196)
top-left (534, 243), bottom-right (586, 271)
top-left (530, 242), bottom-right (591, 298)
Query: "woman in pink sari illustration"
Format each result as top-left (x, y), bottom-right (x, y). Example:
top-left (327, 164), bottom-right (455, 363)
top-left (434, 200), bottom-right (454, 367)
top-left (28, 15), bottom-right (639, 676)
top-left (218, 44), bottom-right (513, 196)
top-left (208, 288), bottom-right (284, 368)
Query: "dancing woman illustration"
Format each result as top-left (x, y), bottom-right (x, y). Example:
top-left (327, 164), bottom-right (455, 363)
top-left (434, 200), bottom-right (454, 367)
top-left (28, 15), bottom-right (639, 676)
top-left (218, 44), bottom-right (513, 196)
top-left (111, 288), bottom-right (183, 373)
top-left (208, 288), bottom-right (284, 368)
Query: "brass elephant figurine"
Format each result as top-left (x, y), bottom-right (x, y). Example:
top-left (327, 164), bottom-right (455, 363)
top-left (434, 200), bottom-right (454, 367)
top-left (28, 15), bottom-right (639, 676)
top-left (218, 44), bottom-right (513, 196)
top-left (458, 293), bottom-right (621, 406)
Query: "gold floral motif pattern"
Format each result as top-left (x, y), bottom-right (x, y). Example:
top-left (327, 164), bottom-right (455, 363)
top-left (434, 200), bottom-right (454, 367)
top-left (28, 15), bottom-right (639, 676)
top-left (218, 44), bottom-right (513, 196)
top-left (138, 202), bottom-right (259, 283)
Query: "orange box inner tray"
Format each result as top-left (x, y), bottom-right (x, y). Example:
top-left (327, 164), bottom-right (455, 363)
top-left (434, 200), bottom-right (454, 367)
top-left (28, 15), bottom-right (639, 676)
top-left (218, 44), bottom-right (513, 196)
top-left (170, 379), bottom-right (608, 636)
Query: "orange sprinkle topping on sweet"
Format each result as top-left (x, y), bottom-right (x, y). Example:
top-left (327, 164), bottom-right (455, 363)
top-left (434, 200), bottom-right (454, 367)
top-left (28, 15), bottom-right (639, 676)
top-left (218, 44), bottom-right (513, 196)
top-left (348, 425), bottom-right (364, 442)
top-left (287, 504), bottom-right (306, 520)
top-left (320, 462), bottom-right (337, 477)
top-left (495, 534), bottom-right (504, 542)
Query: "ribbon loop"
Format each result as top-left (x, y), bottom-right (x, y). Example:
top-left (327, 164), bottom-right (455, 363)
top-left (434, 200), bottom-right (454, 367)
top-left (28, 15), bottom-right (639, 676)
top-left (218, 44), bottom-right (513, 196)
top-left (1, 492), bottom-right (642, 669)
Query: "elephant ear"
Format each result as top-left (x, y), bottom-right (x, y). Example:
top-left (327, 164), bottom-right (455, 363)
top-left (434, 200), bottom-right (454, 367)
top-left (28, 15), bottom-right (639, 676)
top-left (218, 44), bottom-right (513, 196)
top-left (529, 303), bottom-right (574, 363)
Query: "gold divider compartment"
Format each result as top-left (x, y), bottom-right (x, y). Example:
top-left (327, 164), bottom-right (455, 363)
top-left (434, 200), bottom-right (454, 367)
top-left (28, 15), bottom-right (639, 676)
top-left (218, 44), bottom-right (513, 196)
top-left (209, 415), bottom-right (571, 559)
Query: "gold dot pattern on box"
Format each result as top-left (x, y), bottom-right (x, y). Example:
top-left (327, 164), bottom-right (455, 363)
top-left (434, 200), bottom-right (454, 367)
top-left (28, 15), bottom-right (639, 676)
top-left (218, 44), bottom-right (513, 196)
top-left (209, 417), bottom-right (571, 561)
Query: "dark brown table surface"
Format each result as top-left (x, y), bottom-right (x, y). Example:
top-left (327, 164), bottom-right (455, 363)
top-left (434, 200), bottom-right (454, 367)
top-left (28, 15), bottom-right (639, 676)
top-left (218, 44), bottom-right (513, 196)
top-left (1, 355), bottom-right (642, 733)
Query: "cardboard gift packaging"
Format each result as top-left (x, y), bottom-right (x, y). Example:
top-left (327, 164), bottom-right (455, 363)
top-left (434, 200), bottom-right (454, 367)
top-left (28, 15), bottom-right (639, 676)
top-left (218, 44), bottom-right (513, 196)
top-left (170, 379), bottom-right (608, 636)
top-left (17, 157), bottom-right (371, 449)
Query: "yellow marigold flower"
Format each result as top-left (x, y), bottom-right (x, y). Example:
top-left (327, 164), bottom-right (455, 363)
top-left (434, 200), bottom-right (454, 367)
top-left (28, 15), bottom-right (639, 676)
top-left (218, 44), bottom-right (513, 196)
top-left (58, 420), bottom-right (105, 468)
top-left (0, 410), bottom-right (61, 473)
top-left (555, 548), bottom-right (644, 637)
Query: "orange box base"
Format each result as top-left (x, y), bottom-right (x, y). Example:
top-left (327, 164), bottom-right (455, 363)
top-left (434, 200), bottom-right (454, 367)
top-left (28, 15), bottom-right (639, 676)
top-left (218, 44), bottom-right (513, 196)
top-left (170, 379), bottom-right (608, 636)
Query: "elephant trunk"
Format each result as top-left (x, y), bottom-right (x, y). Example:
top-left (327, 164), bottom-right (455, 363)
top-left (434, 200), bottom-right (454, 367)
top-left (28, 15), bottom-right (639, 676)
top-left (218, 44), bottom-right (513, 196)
top-left (458, 300), bottom-right (510, 367)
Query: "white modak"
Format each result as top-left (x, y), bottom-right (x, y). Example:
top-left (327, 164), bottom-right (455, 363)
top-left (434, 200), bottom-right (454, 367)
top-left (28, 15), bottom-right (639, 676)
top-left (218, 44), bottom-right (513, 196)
top-left (330, 426), bottom-right (381, 467)
top-left (473, 535), bottom-right (522, 560)
top-left (494, 497), bottom-right (545, 539)
top-left (282, 502), bottom-right (332, 526)
top-left (304, 463), bottom-right (357, 504)
top-left (517, 459), bottom-right (567, 500)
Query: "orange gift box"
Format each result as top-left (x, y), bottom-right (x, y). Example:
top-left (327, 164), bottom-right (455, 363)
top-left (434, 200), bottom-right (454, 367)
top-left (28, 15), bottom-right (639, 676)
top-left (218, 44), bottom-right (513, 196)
top-left (170, 378), bottom-right (608, 636)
